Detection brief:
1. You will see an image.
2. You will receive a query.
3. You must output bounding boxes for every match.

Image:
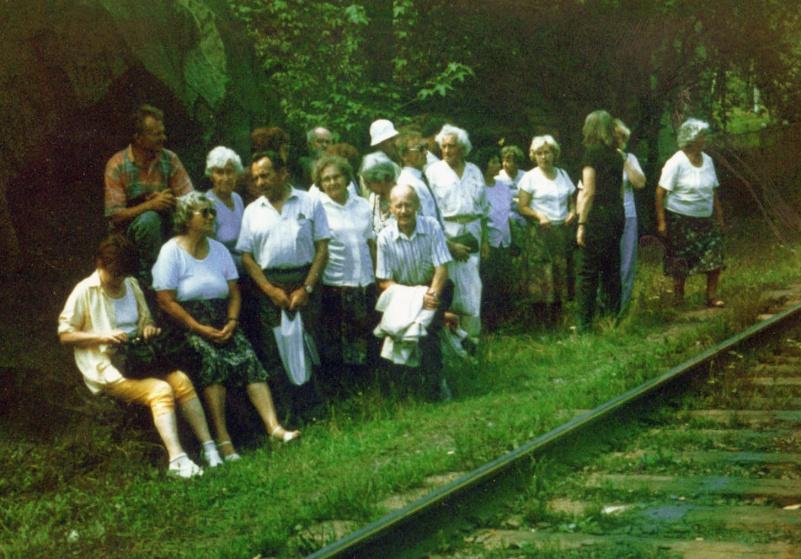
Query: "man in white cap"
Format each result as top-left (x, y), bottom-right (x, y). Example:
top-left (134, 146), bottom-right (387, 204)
top-left (369, 119), bottom-right (401, 167)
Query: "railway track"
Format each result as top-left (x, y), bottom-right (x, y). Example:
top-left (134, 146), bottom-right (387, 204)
top-left (308, 302), bottom-right (801, 559)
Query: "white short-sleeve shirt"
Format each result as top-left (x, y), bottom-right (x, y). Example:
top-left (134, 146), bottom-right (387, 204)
top-left (152, 237), bottom-right (238, 301)
top-left (236, 188), bottom-right (331, 269)
top-left (320, 193), bottom-right (375, 287)
top-left (425, 160), bottom-right (488, 220)
top-left (518, 167), bottom-right (576, 223)
top-left (659, 151), bottom-right (719, 218)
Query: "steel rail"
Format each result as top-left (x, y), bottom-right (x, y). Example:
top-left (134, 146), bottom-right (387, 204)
top-left (306, 301), bottom-right (801, 559)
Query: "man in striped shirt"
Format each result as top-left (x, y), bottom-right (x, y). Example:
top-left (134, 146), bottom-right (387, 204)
top-left (376, 184), bottom-right (453, 399)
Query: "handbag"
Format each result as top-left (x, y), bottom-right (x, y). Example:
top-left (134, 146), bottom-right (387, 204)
top-left (450, 232), bottom-right (480, 253)
top-left (112, 335), bottom-right (172, 379)
top-left (273, 310), bottom-right (318, 386)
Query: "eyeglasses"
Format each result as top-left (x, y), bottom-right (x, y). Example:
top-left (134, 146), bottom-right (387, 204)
top-left (194, 207), bottom-right (217, 218)
top-left (408, 144), bottom-right (428, 152)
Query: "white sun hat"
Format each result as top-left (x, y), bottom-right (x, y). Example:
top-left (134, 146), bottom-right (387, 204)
top-left (369, 119), bottom-right (399, 147)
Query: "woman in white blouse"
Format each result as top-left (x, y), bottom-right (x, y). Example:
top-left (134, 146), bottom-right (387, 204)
top-left (360, 152), bottom-right (398, 236)
top-left (203, 146), bottom-right (245, 269)
top-left (313, 155), bottom-right (377, 389)
top-left (655, 119), bottom-right (725, 307)
top-left (153, 192), bottom-right (298, 462)
top-left (59, 235), bottom-right (220, 478)
top-left (425, 124), bottom-right (489, 341)
top-left (517, 135), bottom-right (576, 323)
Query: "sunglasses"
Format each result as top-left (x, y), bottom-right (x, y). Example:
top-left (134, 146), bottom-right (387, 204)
top-left (194, 207), bottom-right (217, 218)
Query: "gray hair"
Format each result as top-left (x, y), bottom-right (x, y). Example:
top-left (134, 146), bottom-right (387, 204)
top-left (205, 146), bottom-right (243, 176)
top-left (529, 135), bottom-right (561, 160)
top-left (173, 191), bottom-right (212, 235)
top-left (677, 118), bottom-right (710, 148)
top-left (435, 124), bottom-right (472, 156)
top-left (359, 152), bottom-right (398, 184)
top-left (306, 126), bottom-right (332, 145)
top-left (500, 145), bottom-right (525, 165)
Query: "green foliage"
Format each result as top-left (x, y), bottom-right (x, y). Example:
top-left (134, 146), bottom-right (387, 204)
top-left (228, 0), bottom-right (475, 138)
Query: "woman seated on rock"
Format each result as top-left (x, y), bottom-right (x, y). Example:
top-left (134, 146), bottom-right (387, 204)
top-left (152, 192), bottom-right (299, 461)
top-left (59, 234), bottom-right (220, 478)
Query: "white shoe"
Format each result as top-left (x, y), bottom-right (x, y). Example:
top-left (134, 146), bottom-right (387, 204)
top-left (203, 447), bottom-right (223, 468)
top-left (168, 454), bottom-right (203, 479)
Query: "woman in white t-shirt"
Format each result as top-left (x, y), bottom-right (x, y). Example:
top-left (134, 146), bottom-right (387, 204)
top-left (153, 193), bottom-right (299, 462)
top-left (655, 118), bottom-right (725, 307)
top-left (517, 135), bottom-right (577, 324)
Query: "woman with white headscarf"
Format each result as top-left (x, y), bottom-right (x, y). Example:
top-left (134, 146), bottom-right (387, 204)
top-left (656, 118), bottom-right (724, 308)
top-left (425, 124), bottom-right (489, 341)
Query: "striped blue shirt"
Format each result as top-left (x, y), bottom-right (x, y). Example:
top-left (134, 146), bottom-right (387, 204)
top-left (376, 216), bottom-right (452, 286)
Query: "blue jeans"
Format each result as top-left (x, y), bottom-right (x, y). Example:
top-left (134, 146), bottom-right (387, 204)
top-left (127, 210), bottom-right (170, 290)
top-left (620, 216), bottom-right (638, 312)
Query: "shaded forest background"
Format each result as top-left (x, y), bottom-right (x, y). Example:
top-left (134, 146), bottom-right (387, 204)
top-left (2, 0), bottom-right (801, 386)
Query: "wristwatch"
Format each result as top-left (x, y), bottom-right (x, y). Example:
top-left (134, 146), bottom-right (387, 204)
top-left (304, 284), bottom-right (314, 294)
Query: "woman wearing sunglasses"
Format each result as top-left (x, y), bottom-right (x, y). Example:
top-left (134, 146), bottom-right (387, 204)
top-left (152, 192), bottom-right (298, 462)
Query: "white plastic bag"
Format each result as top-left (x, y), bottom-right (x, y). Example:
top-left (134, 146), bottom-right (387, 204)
top-left (273, 310), bottom-right (313, 386)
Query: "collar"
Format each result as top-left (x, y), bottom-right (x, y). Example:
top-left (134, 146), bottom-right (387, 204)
top-left (86, 270), bottom-right (103, 288)
top-left (258, 186), bottom-right (298, 207)
top-left (126, 144), bottom-right (161, 169)
top-left (320, 192), bottom-right (352, 208)
top-left (389, 218), bottom-right (425, 241)
top-left (402, 166), bottom-right (424, 179)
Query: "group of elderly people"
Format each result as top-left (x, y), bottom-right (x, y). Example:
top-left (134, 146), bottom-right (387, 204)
top-left (60, 104), bottom-right (724, 476)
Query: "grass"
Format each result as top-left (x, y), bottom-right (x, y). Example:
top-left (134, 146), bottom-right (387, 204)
top-left (4, 218), bottom-right (801, 558)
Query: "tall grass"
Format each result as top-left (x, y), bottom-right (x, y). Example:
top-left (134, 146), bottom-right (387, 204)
top-left (3, 219), bottom-right (801, 558)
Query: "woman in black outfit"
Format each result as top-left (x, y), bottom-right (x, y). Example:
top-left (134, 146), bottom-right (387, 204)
top-left (576, 110), bottom-right (625, 331)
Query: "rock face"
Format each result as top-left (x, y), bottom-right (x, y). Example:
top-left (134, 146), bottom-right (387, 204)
top-left (0, 0), bottom-right (274, 271)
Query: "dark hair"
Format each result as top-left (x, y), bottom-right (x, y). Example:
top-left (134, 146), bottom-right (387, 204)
top-left (313, 155), bottom-right (354, 186)
top-left (251, 150), bottom-right (287, 173)
top-left (396, 128), bottom-right (424, 157)
top-left (471, 146), bottom-right (500, 173)
top-left (251, 127), bottom-right (290, 156)
top-left (325, 143), bottom-right (360, 174)
top-left (131, 104), bottom-right (164, 137)
top-left (96, 234), bottom-right (138, 277)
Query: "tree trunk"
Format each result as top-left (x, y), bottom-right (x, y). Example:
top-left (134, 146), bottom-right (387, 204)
top-left (0, 175), bottom-right (20, 277)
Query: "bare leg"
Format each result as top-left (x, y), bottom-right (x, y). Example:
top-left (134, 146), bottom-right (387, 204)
top-left (246, 382), bottom-right (279, 433)
top-left (706, 269), bottom-right (721, 302)
top-left (203, 384), bottom-right (236, 456)
top-left (246, 382), bottom-right (299, 441)
top-left (673, 276), bottom-right (685, 303)
top-left (179, 396), bottom-right (214, 443)
top-left (152, 411), bottom-right (185, 461)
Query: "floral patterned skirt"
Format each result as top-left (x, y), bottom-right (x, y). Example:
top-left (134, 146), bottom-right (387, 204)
top-left (664, 211), bottom-right (725, 277)
top-left (523, 223), bottom-right (576, 304)
top-left (172, 299), bottom-right (269, 389)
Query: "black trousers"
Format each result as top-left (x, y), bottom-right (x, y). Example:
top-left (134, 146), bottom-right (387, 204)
top-left (578, 212), bottom-right (623, 330)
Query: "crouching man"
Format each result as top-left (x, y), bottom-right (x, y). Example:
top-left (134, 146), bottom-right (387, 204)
top-left (375, 184), bottom-right (453, 400)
